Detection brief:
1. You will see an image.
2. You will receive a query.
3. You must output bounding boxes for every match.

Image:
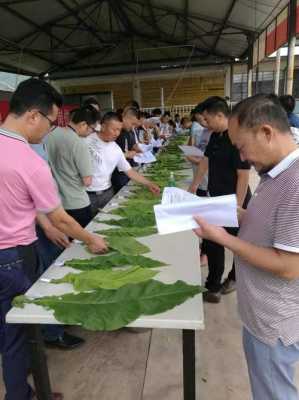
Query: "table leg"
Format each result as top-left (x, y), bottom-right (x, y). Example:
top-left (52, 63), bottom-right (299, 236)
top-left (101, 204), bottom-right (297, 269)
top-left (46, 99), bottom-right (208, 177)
top-left (182, 329), bottom-right (196, 400)
top-left (27, 325), bottom-right (52, 400)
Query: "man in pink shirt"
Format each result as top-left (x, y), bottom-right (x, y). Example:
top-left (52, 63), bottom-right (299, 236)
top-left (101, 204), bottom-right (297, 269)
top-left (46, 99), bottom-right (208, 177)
top-left (0, 78), bottom-right (107, 400)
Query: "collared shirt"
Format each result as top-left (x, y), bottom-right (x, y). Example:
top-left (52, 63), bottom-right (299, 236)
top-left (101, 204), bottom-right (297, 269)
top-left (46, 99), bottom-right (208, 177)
top-left (236, 148), bottom-right (299, 346)
top-left (47, 126), bottom-right (92, 210)
top-left (204, 130), bottom-right (251, 202)
top-left (86, 133), bottom-right (131, 191)
top-left (288, 112), bottom-right (299, 128)
top-left (0, 128), bottom-right (60, 249)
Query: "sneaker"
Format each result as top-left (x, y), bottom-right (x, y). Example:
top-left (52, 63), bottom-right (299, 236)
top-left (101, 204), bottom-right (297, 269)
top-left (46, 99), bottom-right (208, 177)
top-left (221, 278), bottom-right (236, 295)
top-left (44, 332), bottom-right (85, 350)
top-left (203, 290), bottom-right (221, 303)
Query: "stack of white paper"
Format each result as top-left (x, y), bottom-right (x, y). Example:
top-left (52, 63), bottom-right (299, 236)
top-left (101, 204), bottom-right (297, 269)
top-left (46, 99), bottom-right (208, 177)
top-left (154, 187), bottom-right (238, 235)
top-left (179, 145), bottom-right (204, 157)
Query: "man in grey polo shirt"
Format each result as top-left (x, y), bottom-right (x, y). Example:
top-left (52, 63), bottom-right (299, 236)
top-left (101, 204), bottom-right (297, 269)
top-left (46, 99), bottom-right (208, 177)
top-left (193, 94), bottom-right (299, 400)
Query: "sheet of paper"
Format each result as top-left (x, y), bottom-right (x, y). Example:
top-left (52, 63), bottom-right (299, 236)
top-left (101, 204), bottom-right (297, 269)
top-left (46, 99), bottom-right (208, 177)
top-left (179, 145), bottom-right (204, 157)
top-left (134, 151), bottom-right (156, 164)
top-left (138, 143), bottom-right (154, 153)
top-left (154, 191), bottom-right (238, 235)
top-left (162, 187), bottom-right (201, 205)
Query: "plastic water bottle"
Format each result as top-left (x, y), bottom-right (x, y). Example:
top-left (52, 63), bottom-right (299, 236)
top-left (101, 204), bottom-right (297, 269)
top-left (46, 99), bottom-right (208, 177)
top-left (168, 171), bottom-right (176, 187)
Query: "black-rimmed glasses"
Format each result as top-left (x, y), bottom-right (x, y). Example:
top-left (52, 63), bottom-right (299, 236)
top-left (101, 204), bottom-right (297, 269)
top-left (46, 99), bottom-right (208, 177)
top-left (38, 111), bottom-right (57, 131)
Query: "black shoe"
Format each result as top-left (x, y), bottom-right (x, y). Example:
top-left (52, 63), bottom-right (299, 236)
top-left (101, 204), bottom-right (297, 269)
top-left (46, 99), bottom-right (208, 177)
top-left (203, 290), bottom-right (221, 303)
top-left (44, 332), bottom-right (85, 350)
top-left (221, 278), bottom-right (236, 295)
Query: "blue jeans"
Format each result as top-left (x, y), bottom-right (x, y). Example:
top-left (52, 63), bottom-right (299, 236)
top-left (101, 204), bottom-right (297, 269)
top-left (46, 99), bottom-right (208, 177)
top-left (36, 226), bottom-right (64, 341)
top-left (243, 327), bottom-right (299, 400)
top-left (0, 245), bottom-right (39, 400)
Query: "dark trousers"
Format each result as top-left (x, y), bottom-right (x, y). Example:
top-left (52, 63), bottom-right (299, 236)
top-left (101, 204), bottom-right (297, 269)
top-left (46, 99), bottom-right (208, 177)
top-left (36, 206), bottom-right (91, 341)
top-left (205, 227), bottom-right (238, 292)
top-left (88, 188), bottom-right (115, 217)
top-left (111, 169), bottom-right (130, 194)
top-left (0, 242), bottom-right (39, 400)
top-left (36, 226), bottom-right (64, 341)
top-left (66, 204), bottom-right (92, 228)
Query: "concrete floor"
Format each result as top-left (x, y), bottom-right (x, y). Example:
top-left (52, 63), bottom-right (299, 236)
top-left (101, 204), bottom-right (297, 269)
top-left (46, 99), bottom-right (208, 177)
top-left (1, 170), bottom-right (298, 399)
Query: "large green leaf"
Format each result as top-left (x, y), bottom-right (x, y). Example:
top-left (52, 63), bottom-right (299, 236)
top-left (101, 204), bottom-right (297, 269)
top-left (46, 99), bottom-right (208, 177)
top-left (65, 253), bottom-right (167, 270)
top-left (96, 226), bottom-right (157, 238)
top-left (103, 214), bottom-right (156, 227)
top-left (13, 280), bottom-right (204, 331)
top-left (107, 236), bottom-right (150, 255)
top-left (51, 266), bottom-right (158, 290)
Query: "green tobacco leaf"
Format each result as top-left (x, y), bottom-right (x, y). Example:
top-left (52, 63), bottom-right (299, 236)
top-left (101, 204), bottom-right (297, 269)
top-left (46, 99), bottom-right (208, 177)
top-left (65, 253), bottom-right (167, 270)
top-left (109, 207), bottom-right (154, 218)
top-left (108, 236), bottom-right (150, 255)
top-left (95, 226), bottom-right (157, 238)
top-left (51, 266), bottom-right (158, 290)
top-left (103, 214), bottom-right (155, 227)
top-left (13, 280), bottom-right (204, 331)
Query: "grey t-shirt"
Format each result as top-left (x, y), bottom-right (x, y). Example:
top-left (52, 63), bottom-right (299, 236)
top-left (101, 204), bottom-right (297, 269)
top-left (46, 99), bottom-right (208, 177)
top-left (47, 127), bottom-right (92, 210)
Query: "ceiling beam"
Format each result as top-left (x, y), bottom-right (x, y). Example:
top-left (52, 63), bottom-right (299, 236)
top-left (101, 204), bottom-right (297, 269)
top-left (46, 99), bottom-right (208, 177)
top-left (184, 0), bottom-right (189, 42)
top-left (55, 0), bottom-right (106, 46)
top-left (0, 0), bottom-right (99, 51)
top-left (211, 0), bottom-right (238, 53)
top-left (52, 59), bottom-right (230, 80)
top-left (51, 53), bottom-right (230, 74)
top-left (0, 33), bottom-right (60, 67)
top-left (128, 0), bottom-right (256, 34)
top-left (0, 3), bottom-right (75, 53)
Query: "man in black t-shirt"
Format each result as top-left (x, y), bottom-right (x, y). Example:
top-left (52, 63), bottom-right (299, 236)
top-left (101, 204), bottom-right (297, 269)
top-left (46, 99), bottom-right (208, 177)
top-left (189, 97), bottom-right (251, 303)
top-left (112, 107), bottom-right (140, 192)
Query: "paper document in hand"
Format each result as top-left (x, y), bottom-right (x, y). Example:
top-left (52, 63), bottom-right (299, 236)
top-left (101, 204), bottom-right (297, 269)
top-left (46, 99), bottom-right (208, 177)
top-left (154, 191), bottom-right (238, 235)
top-left (162, 187), bottom-right (201, 205)
top-left (179, 145), bottom-right (204, 157)
top-left (134, 151), bottom-right (156, 164)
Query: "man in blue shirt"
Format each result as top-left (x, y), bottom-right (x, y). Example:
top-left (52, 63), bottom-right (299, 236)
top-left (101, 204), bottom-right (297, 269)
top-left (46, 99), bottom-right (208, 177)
top-left (279, 95), bottom-right (299, 128)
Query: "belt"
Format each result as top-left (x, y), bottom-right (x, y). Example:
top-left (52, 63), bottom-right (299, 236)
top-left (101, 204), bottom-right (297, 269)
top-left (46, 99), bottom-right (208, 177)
top-left (88, 187), bottom-right (112, 195)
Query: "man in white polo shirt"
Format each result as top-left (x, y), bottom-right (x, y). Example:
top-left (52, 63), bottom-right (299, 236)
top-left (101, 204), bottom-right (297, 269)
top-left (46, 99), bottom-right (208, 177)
top-left (193, 94), bottom-right (299, 400)
top-left (86, 112), bottom-right (160, 216)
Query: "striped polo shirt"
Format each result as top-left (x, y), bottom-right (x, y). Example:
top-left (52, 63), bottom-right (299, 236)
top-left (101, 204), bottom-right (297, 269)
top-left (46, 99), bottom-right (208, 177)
top-left (236, 148), bottom-right (299, 346)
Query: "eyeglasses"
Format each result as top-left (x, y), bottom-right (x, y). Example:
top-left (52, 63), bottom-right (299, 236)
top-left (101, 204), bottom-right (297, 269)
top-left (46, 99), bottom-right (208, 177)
top-left (38, 111), bottom-right (57, 131)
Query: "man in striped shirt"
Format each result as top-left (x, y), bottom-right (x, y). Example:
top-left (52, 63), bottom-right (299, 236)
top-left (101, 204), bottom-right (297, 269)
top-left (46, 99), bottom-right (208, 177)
top-left (193, 94), bottom-right (299, 400)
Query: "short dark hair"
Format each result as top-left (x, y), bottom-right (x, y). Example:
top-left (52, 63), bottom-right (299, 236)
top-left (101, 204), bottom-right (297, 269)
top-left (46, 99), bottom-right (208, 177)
top-left (70, 106), bottom-right (99, 125)
top-left (9, 78), bottom-right (63, 116)
top-left (124, 100), bottom-right (140, 110)
top-left (152, 108), bottom-right (162, 116)
top-left (231, 94), bottom-right (290, 132)
top-left (279, 95), bottom-right (295, 113)
top-left (123, 107), bottom-right (139, 119)
top-left (200, 96), bottom-right (229, 116)
top-left (193, 102), bottom-right (205, 115)
top-left (83, 97), bottom-right (100, 108)
top-left (101, 111), bottom-right (122, 124)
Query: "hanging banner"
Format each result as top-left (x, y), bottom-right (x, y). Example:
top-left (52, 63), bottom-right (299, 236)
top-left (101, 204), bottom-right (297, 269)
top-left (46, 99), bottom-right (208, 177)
top-left (57, 105), bottom-right (78, 127)
top-left (258, 30), bottom-right (266, 62)
top-left (266, 20), bottom-right (276, 56)
top-left (0, 100), bottom-right (9, 122)
top-left (276, 7), bottom-right (288, 49)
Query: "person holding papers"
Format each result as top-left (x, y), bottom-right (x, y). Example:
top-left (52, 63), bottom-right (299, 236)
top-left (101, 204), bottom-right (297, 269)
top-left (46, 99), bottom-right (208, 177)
top-left (189, 96), bottom-right (251, 303)
top-left (193, 94), bottom-right (299, 400)
top-left (86, 112), bottom-right (160, 216)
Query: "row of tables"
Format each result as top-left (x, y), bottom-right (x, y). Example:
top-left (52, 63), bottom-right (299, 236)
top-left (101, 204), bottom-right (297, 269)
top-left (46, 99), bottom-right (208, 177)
top-left (7, 164), bottom-right (204, 400)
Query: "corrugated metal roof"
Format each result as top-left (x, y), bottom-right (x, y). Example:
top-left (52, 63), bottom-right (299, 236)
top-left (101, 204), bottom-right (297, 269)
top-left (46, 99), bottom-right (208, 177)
top-left (0, 0), bottom-right (290, 79)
